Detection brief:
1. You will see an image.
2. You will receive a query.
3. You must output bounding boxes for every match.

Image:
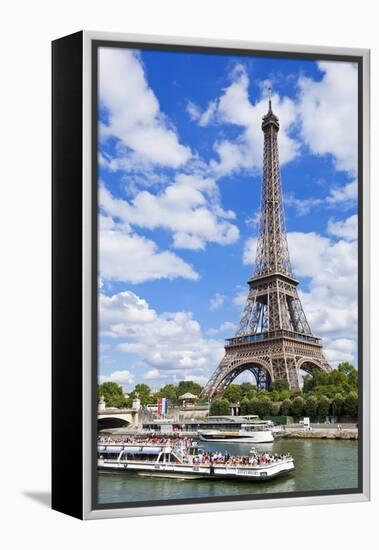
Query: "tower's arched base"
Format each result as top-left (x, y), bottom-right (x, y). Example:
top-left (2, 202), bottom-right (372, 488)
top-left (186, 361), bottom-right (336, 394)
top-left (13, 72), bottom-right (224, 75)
top-left (212, 362), bottom-right (272, 398)
top-left (201, 332), bottom-right (330, 400)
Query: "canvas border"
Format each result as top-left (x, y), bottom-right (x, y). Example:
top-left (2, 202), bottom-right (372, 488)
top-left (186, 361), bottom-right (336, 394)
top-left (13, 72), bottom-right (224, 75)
top-left (81, 31), bottom-right (370, 520)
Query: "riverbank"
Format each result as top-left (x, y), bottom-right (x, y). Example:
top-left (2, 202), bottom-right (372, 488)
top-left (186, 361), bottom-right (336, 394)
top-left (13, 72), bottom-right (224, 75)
top-left (276, 428), bottom-right (358, 440)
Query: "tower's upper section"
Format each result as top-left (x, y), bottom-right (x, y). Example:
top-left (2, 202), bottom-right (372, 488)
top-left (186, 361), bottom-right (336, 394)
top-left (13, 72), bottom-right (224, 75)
top-left (261, 99), bottom-right (280, 131)
top-left (253, 100), bottom-right (293, 278)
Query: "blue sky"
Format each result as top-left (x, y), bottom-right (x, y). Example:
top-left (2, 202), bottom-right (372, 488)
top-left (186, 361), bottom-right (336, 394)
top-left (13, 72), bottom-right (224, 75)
top-left (98, 46), bottom-right (358, 390)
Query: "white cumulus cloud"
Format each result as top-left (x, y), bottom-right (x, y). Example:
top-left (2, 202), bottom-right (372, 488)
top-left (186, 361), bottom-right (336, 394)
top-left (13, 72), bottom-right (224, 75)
top-left (298, 61), bottom-right (358, 174)
top-left (100, 290), bottom-right (225, 379)
top-left (99, 215), bottom-right (198, 284)
top-left (99, 369), bottom-right (134, 387)
top-left (99, 47), bottom-right (192, 168)
top-left (326, 180), bottom-right (357, 205)
top-left (242, 237), bottom-right (257, 265)
top-left (190, 64), bottom-right (300, 177)
top-left (100, 174), bottom-right (239, 251)
top-left (209, 293), bottom-right (226, 311)
top-left (327, 214), bottom-right (358, 242)
top-left (207, 321), bottom-right (237, 336)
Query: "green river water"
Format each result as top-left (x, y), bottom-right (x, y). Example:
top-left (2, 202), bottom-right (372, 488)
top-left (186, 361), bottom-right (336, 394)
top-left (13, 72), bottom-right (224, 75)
top-left (97, 439), bottom-right (358, 505)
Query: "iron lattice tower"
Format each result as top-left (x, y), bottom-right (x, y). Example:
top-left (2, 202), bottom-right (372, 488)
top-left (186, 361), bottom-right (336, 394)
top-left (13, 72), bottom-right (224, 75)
top-left (202, 100), bottom-right (330, 399)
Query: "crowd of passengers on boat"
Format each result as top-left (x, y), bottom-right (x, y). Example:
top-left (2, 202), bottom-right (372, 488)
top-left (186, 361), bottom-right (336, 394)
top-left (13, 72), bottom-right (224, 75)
top-left (190, 450), bottom-right (291, 466)
top-left (98, 435), bottom-right (188, 446)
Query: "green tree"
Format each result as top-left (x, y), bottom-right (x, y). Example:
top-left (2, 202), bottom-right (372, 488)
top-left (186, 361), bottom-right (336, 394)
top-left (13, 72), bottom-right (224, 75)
top-left (240, 383), bottom-right (256, 400)
top-left (337, 363), bottom-right (358, 389)
top-left (278, 389), bottom-right (291, 401)
top-left (318, 395), bottom-right (331, 420)
top-left (177, 380), bottom-right (202, 396)
top-left (271, 402), bottom-right (281, 416)
top-left (303, 362), bottom-right (357, 399)
top-left (291, 396), bottom-right (305, 418)
top-left (223, 384), bottom-right (242, 404)
top-left (302, 374), bottom-right (315, 393)
top-left (344, 392), bottom-right (358, 417)
top-left (281, 398), bottom-right (292, 416)
top-left (98, 382), bottom-right (127, 408)
top-left (240, 398), bottom-right (250, 416)
top-left (257, 396), bottom-right (273, 417)
top-left (247, 397), bottom-right (260, 416)
top-left (256, 389), bottom-right (269, 399)
top-left (271, 380), bottom-right (289, 392)
top-left (332, 393), bottom-right (344, 417)
top-left (269, 390), bottom-right (280, 402)
top-left (129, 383), bottom-right (154, 405)
top-left (159, 384), bottom-right (178, 402)
top-left (304, 396), bottom-right (318, 419)
top-left (210, 399), bottom-right (230, 416)
top-left (338, 362), bottom-right (355, 376)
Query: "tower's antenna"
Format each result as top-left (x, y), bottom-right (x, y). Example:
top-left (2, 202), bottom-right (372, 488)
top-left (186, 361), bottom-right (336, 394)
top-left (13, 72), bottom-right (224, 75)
top-left (267, 85), bottom-right (272, 111)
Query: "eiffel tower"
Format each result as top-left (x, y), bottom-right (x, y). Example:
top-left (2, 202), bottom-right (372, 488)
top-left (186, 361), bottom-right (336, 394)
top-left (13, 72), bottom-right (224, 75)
top-left (202, 98), bottom-right (330, 399)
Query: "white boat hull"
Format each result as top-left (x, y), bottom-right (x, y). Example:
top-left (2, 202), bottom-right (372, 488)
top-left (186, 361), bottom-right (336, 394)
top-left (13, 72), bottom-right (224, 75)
top-left (98, 458), bottom-right (294, 481)
top-left (198, 431), bottom-right (274, 443)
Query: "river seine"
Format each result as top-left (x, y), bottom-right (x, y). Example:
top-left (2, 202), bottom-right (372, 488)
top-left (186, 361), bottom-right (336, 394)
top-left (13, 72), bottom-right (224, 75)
top-left (97, 439), bottom-right (358, 504)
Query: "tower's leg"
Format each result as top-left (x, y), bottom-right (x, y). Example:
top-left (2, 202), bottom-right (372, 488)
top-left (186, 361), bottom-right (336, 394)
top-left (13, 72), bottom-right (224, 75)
top-left (200, 352), bottom-right (237, 400)
top-left (286, 357), bottom-right (299, 390)
top-left (271, 356), bottom-right (299, 390)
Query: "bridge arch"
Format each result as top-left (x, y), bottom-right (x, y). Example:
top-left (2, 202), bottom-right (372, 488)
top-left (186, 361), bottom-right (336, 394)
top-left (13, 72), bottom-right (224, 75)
top-left (212, 358), bottom-right (273, 398)
top-left (98, 415), bottom-right (130, 431)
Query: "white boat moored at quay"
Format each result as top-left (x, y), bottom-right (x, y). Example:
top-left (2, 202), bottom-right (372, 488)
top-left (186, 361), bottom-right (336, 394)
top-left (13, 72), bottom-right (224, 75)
top-left (198, 421), bottom-right (275, 443)
top-left (97, 440), bottom-right (294, 481)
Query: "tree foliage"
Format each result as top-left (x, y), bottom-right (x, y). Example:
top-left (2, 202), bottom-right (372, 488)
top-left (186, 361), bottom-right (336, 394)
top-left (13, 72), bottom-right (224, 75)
top-left (281, 398), bottom-right (292, 416)
top-left (158, 384), bottom-right (178, 401)
top-left (304, 395), bottom-right (318, 419)
top-left (128, 383), bottom-right (154, 405)
top-left (223, 384), bottom-right (243, 404)
top-left (98, 382), bottom-right (128, 408)
top-left (210, 399), bottom-right (230, 416)
top-left (239, 383), bottom-right (257, 400)
top-left (257, 396), bottom-right (273, 417)
top-left (332, 393), bottom-right (344, 417)
top-left (155, 380), bottom-right (203, 405)
top-left (240, 398), bottom-right (250, 416)
top-left (271, 380), bottom-right (289, 392)
top-left (248, 398), bottom-right (260, 416)
top-left (303, 363), bottom-right (357, 398)
top-left (177, 380), bottom-right (202, 396)
top-left (318, 395), bottom-right (331, 419)
top-left (291, 396), bottom-right (305, 418)
top-left (344, 392), bottom-right (358, 417)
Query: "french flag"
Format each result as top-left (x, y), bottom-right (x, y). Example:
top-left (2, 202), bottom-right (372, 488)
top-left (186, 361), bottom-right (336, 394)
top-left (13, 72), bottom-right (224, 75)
top-left (158, 397), bottom-right (169, 416)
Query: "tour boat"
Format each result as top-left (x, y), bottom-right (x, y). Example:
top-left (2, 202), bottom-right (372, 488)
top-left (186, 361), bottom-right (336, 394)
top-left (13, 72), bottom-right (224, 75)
top-left (198, 421), bottom-right (275, 443)
top-left (97, 441), bottom-right (293, 480)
